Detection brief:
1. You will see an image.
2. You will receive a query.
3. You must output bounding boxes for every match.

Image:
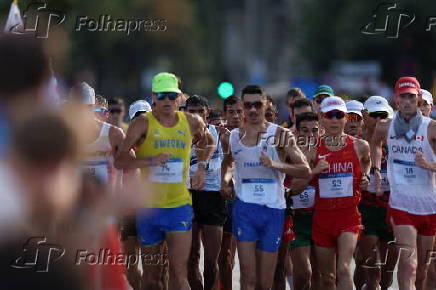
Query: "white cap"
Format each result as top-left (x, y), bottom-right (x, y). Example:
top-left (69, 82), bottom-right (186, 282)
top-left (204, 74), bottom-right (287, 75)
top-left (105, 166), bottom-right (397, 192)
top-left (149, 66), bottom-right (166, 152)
top-left (346, 100), bottom-right (364, 117)
top-left (129, 100), bottom-right (152, 120)
top-left (364, 96), bottom-right (394, 118)
top-left (420, 89), bottom-right (433, 105)
top-left (320, 96), bottom-right (347, 113)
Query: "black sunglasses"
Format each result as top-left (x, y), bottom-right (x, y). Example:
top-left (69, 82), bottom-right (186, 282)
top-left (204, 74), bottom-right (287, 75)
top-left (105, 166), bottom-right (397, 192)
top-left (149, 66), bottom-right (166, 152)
top-left (109, 108), bottom-right (122, 114)
top-left (156, 92), bottom-right (178, 100)
top-left (243, 101), bottom-right (263, 110)
top-left (322, 110), bottom-right (346, 119)
top-left (369, 111), bottom-right (389, 119)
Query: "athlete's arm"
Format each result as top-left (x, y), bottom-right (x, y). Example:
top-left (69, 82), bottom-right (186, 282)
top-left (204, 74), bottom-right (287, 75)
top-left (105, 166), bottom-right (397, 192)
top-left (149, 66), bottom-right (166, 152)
top-left (109, 125), bottom-right (126, 155)
top-left (355, 138), bottom-right (371, 175)
top-left (289, 148), bottom-right (318, 195)
top-left (186, 112), bottom-right (215, 189)
top-left (114, 115), bottom-right (169, 169)
top-left (261, 127), bottom-right (311, 178)
top-left (370, 120), bottom-right (389, 170)
top-left (220, 132), bottom-right (234, 198)
top-left (416, 120), bottom-right (436, 171)
top-left (370, 120), bottom-right (389, 195)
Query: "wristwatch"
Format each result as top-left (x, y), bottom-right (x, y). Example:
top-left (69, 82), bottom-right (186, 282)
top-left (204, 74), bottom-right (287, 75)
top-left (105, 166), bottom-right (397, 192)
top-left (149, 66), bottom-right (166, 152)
top-left (197, 161), bottom-right (208, 169)
top-left (362, 173), bottom-right (371, 182)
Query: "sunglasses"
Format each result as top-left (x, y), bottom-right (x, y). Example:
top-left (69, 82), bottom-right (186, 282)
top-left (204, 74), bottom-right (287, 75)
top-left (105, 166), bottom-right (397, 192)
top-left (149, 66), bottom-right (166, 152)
top-left (322, 110), bottom-right (346, 119)
top-left (156, 92), bottom-right (178, 100)
top-left (93, 108), bottom-right (108, 115)
top-left (369, 111), bottom-right (389, 119)
top-left (109, 108), bottom-right (122, 114)
top-left (243, 101), bottom-right (263, 110)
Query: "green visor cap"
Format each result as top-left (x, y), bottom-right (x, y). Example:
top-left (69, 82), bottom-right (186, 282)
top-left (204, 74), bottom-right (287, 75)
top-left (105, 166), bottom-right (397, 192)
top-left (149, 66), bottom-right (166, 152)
top-left (152, 72), bottom-right (182, 93)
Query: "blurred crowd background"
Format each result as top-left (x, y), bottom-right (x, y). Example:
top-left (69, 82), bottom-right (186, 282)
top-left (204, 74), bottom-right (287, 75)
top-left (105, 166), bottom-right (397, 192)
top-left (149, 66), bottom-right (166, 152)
top-left (1, 0), bottom-right (435, 123)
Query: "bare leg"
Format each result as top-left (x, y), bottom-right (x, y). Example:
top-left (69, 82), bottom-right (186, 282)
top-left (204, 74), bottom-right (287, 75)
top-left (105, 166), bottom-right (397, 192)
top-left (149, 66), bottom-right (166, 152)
top-left (290, 246), bottom-right (312, 290)
top-left (188, 223), bottom-right (203, 290)
top-left (416, 235), bottom-right (435, 290)
top-left (272, 240), bottom-right (289, 290)
top-left (219, 231), bottom-right (236, 290)
top-left (237, 241), bottom-right (257, 290)
top-left (202, 225), bottom-right (223, 290)
top-left (393, 225), bottom-right (418, 290)
top-left (380, 240), bottom-right (398, 290)
top-left (359, 235), bottom-right (381, 290)
top-left (315, 246), bottom-right (336, 290)
top-left (336, 232), bottom-right (359, 290)
top-left (140, 242), bottom-right (166, 290)
top-left (256, 248), bottom-right (279, 290)
top-left (166, 231), bottom-right (192, 290)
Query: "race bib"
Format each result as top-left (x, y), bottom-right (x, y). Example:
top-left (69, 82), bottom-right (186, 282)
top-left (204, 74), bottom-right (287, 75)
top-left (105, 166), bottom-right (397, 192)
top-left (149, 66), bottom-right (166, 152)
top-left (149, 158), bottom-right (184, 183)
top-left (291, 186), bottom-right (315, 209)
top-left (241, 178), bottom-right (277, 204)
top-left (83, 161), bottom-right (109, 183)
top-left (393, 159), bottom-right (429, 185)
top-left (367, 168), bottom-right (390, 193)
top-left (319, 173), bottom-right (353, 198)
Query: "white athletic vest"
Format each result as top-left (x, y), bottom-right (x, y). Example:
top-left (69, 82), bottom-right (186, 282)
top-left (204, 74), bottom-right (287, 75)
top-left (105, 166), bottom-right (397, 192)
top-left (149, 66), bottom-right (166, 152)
top-left (189, 124), bottom-right (223, 191)
top-left (387, 116), bottom-right (436, 214)
top-left (83, 121), bottom-right (115, 186)
top-left (230, 123), bottom-right (286, 209)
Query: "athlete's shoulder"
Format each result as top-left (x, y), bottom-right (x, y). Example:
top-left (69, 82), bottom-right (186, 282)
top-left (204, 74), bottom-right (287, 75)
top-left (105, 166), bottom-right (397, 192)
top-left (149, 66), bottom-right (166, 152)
top-left (353, 135), bottom-right (369, 148)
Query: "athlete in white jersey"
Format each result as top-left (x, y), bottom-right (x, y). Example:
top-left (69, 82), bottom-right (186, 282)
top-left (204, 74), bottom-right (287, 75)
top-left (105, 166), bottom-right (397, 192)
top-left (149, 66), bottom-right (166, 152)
top-left (371, 77), bottom-right (436, 290)
top-left (185, 95), bottom-right (230, 290)
top-left (221, 85), bottom-right (310, 289)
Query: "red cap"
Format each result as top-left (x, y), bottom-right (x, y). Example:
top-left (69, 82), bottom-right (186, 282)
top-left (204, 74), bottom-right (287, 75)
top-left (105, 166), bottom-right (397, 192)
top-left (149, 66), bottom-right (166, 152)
top-left (395, 77), bottom-right (421, 95)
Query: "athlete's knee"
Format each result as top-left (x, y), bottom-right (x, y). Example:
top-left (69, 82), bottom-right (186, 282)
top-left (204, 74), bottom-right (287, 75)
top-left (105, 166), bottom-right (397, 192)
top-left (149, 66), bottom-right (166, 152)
top-left (398, 254), bottom-right (417, 279)
top-left (319, 271), bottom-right (335, 287)
top-left (241, 272), bottom-right (256, 288)
top-left (294, 265), bottom-right (312, 284)
top-left (337, 262), bottom-right (352, 281)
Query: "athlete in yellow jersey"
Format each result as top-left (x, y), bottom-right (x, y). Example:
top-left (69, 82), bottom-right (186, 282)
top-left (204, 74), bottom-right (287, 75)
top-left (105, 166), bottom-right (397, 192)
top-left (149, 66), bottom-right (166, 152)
top-left (115, 72), bottom-right (214, 290)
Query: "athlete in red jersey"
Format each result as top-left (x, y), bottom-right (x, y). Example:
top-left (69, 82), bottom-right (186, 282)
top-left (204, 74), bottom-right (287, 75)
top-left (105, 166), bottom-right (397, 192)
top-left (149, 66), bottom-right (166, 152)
top-left (295, 96), bottom-right (370, 290)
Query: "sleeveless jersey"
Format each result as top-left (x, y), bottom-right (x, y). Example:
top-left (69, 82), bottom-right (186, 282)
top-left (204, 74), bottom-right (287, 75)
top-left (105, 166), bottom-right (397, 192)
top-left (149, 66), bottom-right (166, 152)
top-left (387, 116), bottom-right (436, 214)
top-left (230, 123), bottom-right (286, 209)
top-left (136, 111), bottom-right (192, 208)
top-left (83, 121), bottom-right (117, 188)
top-left (314, 135), bottom-right (362, 210)
top-left (189, 124), bottom-right (222, 191)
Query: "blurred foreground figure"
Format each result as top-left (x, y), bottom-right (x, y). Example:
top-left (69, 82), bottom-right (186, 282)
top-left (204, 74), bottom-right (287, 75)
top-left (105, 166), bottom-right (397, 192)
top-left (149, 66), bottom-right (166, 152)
top-left (0, 113), bottom-right (85, 289)
top-left (0, 34), bottom-right (50, 157)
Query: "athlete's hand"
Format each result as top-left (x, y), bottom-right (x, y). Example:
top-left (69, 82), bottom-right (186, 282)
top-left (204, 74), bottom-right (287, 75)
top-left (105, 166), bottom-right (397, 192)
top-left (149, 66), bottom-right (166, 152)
top-left (191, 168), bottom-right (205, 190)
top-left (359, 175), bottom-right (369, 191)
top-left (151, 153), bottom-right (171, 166)
top-left (373, 170), bottom-right (383, 196)
top-left (416, 151), bottom-right (431, 170)
top-left (260, 152), bottom-right (274, 169)
top-left (221, 181), bottom-right (233, 199)
top-left (312, 159), bottom-right (329, 175)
